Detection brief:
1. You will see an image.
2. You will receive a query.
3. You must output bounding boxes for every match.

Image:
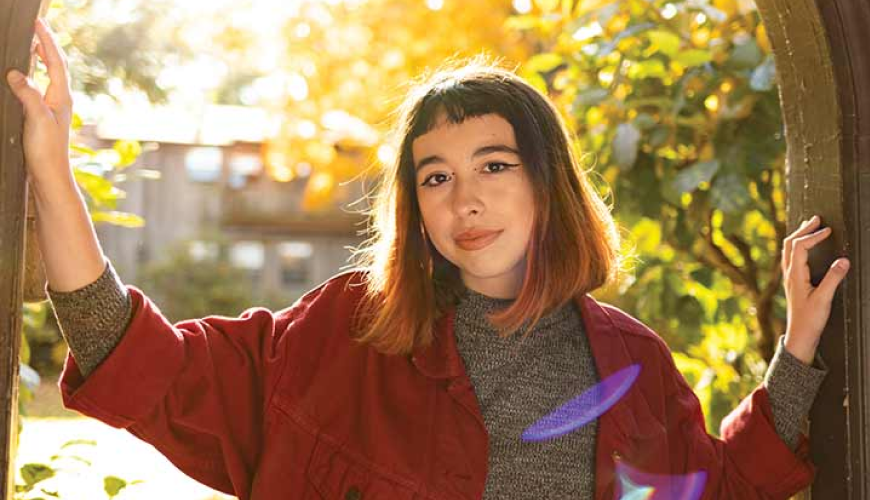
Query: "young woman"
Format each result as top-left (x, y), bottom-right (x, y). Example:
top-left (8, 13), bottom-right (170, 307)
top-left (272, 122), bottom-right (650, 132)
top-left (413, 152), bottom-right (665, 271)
top-left (8, 17), bottom-right (850, 500)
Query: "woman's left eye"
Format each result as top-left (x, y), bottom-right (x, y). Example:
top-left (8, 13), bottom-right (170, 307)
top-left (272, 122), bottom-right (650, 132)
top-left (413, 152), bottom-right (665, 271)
top-left (484, 162), bottom-right (519, 173)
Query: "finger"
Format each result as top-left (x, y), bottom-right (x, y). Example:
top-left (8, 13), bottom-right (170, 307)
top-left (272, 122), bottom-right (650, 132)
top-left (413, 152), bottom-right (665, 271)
top-left (813, 258), bottom-right (850, 304)
top-left (5, 70), bottom-right (45, 117)
top-left (783, 217), bottom-right (815, 270)
top-left (788, 227), bottom-right (833, 282)
top-left (33, 18), bottom-right (71, 106)
top-left (796, 215), bottom-right (822, 236)
top-left (35, 41), bottom-right (47, 68)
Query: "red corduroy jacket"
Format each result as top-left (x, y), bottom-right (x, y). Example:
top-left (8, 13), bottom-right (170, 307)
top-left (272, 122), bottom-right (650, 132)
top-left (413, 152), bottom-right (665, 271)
top-left (59, 270), bottom-right (815, 499)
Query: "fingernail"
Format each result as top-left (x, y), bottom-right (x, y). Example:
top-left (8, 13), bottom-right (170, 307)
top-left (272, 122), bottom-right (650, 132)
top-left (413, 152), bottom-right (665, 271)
top-left (6, 70), bottom-right (23, 84)
top-left (836, 260), bottom-right (850, 271)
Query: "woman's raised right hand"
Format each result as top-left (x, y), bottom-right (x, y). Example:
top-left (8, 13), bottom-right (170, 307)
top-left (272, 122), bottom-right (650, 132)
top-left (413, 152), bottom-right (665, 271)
top-left (5, 18), bottom-right (107, 293)
top-left (5, 18), bottom-right (74, 189)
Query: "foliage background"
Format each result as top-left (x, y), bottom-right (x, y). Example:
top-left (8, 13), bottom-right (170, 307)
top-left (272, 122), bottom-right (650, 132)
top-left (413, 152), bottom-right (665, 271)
top-left (510, 0), bottom-right (784, 430)
top-left (18, 0), bottom-right (789, 448)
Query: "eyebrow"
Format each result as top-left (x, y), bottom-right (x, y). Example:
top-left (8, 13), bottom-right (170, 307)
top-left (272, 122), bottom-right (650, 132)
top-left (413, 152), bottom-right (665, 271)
top-left (415, 144), bottom-right (521, 172)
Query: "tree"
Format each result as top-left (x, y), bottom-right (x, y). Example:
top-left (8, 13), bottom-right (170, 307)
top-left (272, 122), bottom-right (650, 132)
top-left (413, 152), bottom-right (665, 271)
top-left (508, 0), bottom-right (783, 429)
top-left (177, 0), bottom-right (532, 209)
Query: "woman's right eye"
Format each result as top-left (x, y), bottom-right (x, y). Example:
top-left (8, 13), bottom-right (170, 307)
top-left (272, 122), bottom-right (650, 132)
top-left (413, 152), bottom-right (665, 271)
top-left (421, 173), bottom-right (449, 187)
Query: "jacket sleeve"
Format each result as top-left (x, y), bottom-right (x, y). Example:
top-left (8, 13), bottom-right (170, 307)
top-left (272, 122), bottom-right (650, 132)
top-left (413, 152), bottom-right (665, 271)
top-left (658, 338), bottom-right (816, 500)
top-left (57, 283), bottom-right (321, 496)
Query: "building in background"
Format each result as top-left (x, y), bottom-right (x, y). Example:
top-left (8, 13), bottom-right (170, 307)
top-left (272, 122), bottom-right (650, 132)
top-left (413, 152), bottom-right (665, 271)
top-left (78, 103), bottom-right (370, 305)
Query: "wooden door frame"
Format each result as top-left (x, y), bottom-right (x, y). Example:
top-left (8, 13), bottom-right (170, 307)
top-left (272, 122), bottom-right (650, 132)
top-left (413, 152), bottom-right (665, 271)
top-left (1, 0), bottom-right (45, 497)
top-left (753, 0), bottom-right (870, 496)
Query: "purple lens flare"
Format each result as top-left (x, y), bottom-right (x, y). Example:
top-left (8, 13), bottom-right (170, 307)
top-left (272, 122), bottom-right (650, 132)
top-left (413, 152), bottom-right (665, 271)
top-left (618, 475), bottom-right (656, 500)
top-left (521, 364), bottom-right (641, 442)
top-left (616, 459), bottom-right (707, 500)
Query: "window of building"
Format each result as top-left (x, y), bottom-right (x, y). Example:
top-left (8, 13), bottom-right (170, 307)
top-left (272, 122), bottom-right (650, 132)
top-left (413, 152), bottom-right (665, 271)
top-left (230, 241), bottom-right (265, 284)
top-left (277, 241), bottom-right (313, 287)
top-left (185, 147), bottom-right (224, 183)
top-left (188, 240), bottom-right (219, 262)
top-left (228, 153), bottom-right (264, 189)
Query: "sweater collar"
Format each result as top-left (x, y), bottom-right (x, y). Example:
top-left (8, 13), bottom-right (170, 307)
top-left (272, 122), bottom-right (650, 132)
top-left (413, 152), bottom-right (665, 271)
top-left (454, 286), bottom-right (577, 333)
top-left (411, 293), bottom-right (633, 381)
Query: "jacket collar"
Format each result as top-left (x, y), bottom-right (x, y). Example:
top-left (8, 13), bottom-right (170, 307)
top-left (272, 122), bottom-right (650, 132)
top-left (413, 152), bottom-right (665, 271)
top-left (410, 307), bottom-right (464, 379)
top-left (411, 292), bottom-right (643, 498)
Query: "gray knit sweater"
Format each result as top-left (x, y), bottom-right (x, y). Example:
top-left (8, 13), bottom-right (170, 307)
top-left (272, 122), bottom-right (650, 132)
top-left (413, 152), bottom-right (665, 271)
top-left (455, 287), bottom-right (598, 498)
top-left (47, 261), bottom-right (826, 498)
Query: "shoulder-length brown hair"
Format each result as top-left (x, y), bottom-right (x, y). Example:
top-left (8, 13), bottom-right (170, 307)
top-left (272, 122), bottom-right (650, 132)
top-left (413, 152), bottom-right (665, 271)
top-left (348, 58), bottom-right (620, 355)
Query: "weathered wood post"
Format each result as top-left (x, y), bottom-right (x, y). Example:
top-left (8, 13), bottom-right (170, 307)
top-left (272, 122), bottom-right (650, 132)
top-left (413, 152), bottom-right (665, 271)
top-left (753, 0), bottom-right (870, 497)
top-left (1, 0), bottom-right (44, 497)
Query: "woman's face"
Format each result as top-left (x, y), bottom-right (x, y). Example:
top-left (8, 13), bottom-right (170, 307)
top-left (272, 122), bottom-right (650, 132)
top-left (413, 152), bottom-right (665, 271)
top-left (412, 112), bottom-right (536, 299)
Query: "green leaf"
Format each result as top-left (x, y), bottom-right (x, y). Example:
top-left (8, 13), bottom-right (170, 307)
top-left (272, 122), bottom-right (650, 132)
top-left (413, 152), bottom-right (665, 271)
top-left (575, 87), bottom-right (610, 107)
top-left (711, 173), bottom-right (752, 213)
top-left (648, 126), bottom-right (671, 148)
top-left (647, 29), bottom-right (681, 57)
top-left (50, 454), bottom-right (93, 466)
top-left (612, 123), bottom-right (642, 170)
top-left (104, 476), bottom-right (127, 497)
top-left (70, 143), bottom-right (97, 156)
top-left (660, 172), bottom-right (683, 206)
top-left (71, 113), bottom-right (83, 131)
top-left (673, 160), bottom-right (721, 194)
top-left (20, 463), bottom-right (54, 487)
top-left (674, 49), bottom-right (712, 67)
top-left (627, 59), bottom-right (667, 80)
top-left (524, 53), bottom-right (564, 74)
top-left (73, 170), bottom-right (124, 207)
top-left (524, 72), bottom-right (548, 94)
top-left (630, 218), bottom-right (662, 254)
top-left (730, 40), bottom-right (763, 69)
top-left (750, 56), bottom-right (777, 91)
top-left (60, 439), bottom-right (97, 449)
top-left (633, 112), bottom-right (657, 131)
top-left (113, 140), bottom-right (142, 168)
top-left (91, 211), bottom-right (146, 228)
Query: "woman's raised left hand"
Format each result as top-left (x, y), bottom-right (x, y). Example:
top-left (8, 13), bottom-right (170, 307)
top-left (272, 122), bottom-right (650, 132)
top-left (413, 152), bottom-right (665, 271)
top-left (782, 215), bottom-right (850, 364)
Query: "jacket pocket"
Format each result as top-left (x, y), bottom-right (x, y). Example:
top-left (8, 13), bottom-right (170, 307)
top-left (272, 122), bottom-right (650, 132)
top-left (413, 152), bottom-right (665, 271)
top-left (306, 432), bottom-right (418, 500)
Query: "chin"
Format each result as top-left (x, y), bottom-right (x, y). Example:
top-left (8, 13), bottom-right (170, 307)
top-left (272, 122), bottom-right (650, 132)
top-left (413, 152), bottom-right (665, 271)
top-left (459, 262), bottom-right (518, 282)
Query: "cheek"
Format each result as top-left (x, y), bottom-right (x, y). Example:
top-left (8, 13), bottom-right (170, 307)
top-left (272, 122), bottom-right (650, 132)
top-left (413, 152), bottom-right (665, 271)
top-left (513, 185), bottom-right (537, 243)
top-left (417, 195), bottom-right (449, 241)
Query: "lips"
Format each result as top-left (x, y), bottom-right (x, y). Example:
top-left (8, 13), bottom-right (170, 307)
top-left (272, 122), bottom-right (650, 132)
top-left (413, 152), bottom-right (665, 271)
top-left (454, 230), bottom-right (502, 251)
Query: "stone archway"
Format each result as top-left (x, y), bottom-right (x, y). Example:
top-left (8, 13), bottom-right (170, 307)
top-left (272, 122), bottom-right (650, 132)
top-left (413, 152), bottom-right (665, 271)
top-left (1, 0), bottom-right (869, 497)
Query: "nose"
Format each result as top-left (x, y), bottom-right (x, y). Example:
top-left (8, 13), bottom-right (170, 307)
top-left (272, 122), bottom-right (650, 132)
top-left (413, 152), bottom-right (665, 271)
top-left (451, 176), bottom-right (484, 217)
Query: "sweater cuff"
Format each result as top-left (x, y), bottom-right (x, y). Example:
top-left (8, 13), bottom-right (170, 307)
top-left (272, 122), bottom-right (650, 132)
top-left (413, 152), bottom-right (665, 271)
top-left (47, 259), bottom-right (134, 377)
top-left (763, 335), bottom-right (827, 450)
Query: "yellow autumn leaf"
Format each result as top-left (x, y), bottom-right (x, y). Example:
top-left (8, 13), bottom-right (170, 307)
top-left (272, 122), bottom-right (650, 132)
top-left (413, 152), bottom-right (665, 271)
top-left (713, 0), bottom-right (739, 18)
top-left (756, 23), bottom-right (772, 53)
top-left (534, 0), bottom-right (560, 14)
